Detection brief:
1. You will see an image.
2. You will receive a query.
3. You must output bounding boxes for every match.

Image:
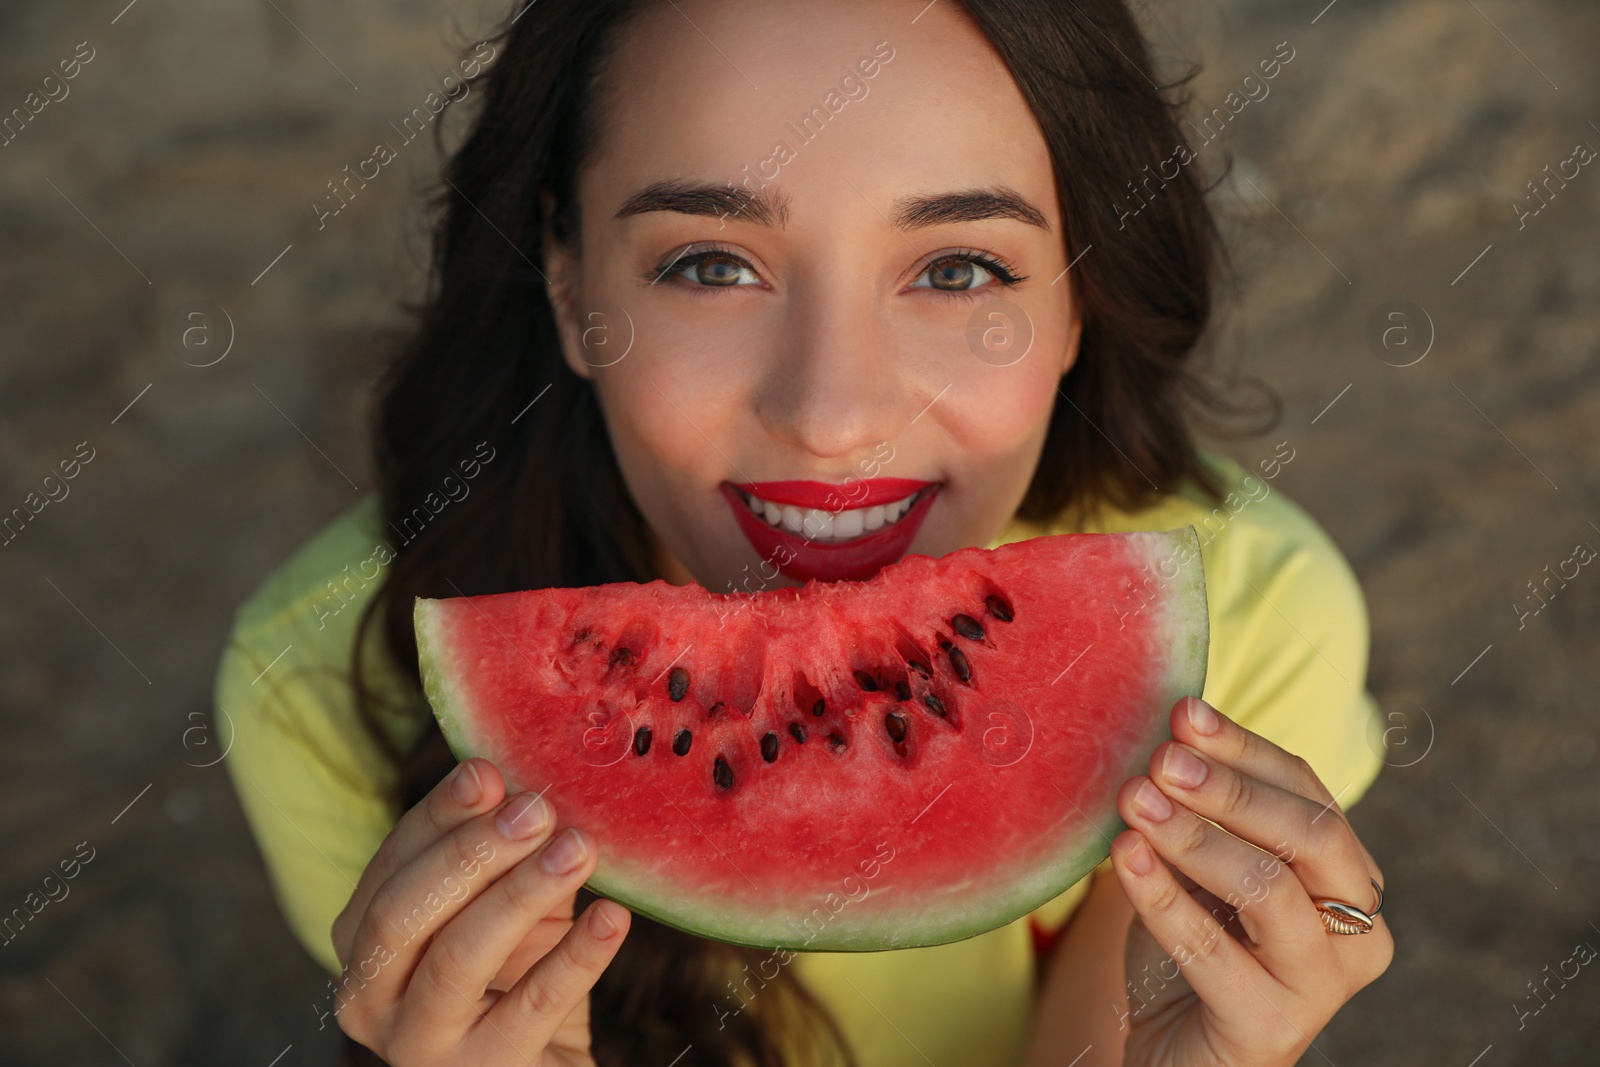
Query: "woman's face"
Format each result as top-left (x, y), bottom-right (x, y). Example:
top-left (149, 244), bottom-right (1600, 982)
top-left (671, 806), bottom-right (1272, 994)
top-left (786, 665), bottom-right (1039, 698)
top-left (546, 0), bottom-right (1079, 593)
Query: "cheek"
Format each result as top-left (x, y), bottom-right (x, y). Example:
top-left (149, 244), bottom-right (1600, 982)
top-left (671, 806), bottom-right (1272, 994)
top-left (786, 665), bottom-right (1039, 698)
top-left (590, 336), bottom-right (751, 490)
top-left (930, 312), bottom-right (1072, 459)
top-left (595, 366), bottom-right (704, 478)
top-left (947, 368), bottom-right (1059, 457)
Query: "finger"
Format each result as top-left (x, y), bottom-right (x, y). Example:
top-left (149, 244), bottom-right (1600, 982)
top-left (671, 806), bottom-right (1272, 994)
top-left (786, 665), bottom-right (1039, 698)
top-left (1169, 700), bottom-right (1387, 892)
top-left (1126, 863), bottom-right (1248, 947)
top-left (1149, 740), bottom-right (1379, 915)
top-left (334, 758), bottom-right (508, 963)
top-left (1119, 775), bottom-right (1324, 968)
top-left (473, 897), bottom-right (632, 1058)
top-left (400, 828), bottom-right (598, 1037)
top-left (487, 899), bottom-right (578, 994)
top-left (343, 790), bottom-right (558, 1011)
top-left (1353, 836), bottom-right (1387, 890)
top-left (1171, 697), bottom-right (1336, 807)
top-left (1109, 826), bottom-right (1268, 1011)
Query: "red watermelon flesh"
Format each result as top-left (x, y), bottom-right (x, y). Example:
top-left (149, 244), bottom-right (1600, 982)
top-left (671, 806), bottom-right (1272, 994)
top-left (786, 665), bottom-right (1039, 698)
top-left (414, 528), bottom-right (1208, 951)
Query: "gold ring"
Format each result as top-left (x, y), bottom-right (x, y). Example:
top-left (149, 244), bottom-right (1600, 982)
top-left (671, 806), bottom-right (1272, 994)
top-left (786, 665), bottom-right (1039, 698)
top-left (1314, 878), bottom-right (1384, 935)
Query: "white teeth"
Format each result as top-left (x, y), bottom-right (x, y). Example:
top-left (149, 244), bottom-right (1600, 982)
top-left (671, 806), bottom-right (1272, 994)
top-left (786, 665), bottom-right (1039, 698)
top-left (802, 509), bottom-right (833, 540)
top-left (742, 488), bottom-right (924, 542)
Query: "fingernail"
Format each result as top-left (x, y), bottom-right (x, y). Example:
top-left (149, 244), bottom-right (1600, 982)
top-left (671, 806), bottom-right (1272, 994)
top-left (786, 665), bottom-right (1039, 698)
top-left (539, 828), bottom-right (588, 874)
top-left (1187, 697), bottom-right (1220, 736)
top-left (450, 761), bottom-right (483, 806)
top-left (1133, 780), bottom-right (1173, 822)
top-left (496, 794), bottom-right (549, 840)
top-left (1125, 835), bottom-right (1155, 875)
top-left (589, 900), bottom-right (621, 939)
top-left (1162, 745), bottom-right (1208, 789)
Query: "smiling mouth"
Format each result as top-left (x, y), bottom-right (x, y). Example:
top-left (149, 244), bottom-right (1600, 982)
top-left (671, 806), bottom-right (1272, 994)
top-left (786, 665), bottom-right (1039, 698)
top-left (735, 486), bottom-right (928, 544)
top-left (721, 478), bottom-right (941, 583)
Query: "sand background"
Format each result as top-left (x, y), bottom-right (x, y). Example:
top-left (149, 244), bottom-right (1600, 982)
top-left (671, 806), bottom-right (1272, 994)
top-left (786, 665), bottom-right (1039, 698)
top-left (1, 0), bottom-right (1596, 1063)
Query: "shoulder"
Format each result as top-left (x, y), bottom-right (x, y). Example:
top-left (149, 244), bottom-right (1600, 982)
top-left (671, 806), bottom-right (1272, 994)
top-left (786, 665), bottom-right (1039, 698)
top-left (213, 493), bottom-right (419, 796)
top-left (1007, 445), bottom-right (1363, 626)
top-left (1154, 446), bottom-right (1367, 639)
top-left (228, 493), bottom-right (392, 642)
top-left (1159, 447), bottom-right (1370, 685)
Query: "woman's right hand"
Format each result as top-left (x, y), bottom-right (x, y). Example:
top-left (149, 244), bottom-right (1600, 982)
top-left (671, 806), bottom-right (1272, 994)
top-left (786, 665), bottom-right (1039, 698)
top-left (330, 758), bottom-right (631, 1066)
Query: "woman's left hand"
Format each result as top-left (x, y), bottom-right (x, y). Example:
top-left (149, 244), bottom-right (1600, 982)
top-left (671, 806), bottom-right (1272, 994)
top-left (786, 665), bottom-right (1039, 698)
top-left (1110, 696), bottom-right (1392, 1067)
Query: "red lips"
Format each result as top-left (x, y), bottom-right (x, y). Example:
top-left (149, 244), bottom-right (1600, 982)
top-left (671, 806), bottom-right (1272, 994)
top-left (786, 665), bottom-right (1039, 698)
top-left (722, 479), bottom-right (940, 584)
top-left (731, 477), bottom-right (934, 512)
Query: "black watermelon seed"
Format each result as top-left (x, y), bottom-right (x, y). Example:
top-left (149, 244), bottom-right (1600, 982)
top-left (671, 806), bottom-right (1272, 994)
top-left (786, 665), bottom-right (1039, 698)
top-left (885, 712), bottom-right (908, 744)
top-left (760, 732), bottom-right (780, 763)
top-left (610, 647), bottom-right (635, 667)
top-left (985, 594), bottom-right (1013, 622)
top-left (633, 726), bottom-right (652, 756)
top-left (951, 613), bottom-right (984, 641)
top-left (894, 680), bottom-right (912, 701)
top-left (907, 659), bottom-right (931, 678)
top-left (854, 670), bottom-right (878, 692)
top-left (812, 698), bottom-right (826, 717)
top-left (789, 722), bottom-right (808, 743)
top-left (923, 692), bottom-right (947, 717)
top-left (667, 667), bottom-right (689, 702)
top-left (947, 646), bottom-right (973, 684)
top-left (828, 732), bottom-right (848, 751)
top-left (672, 729), bottom-right (692, 756)
top-left (713, 755), bottom-right (734, 790)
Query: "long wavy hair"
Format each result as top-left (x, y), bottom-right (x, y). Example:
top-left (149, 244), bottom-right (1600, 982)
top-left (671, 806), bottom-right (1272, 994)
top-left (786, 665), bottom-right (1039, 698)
top-left (347, 1), bottom-right (1245, 1062)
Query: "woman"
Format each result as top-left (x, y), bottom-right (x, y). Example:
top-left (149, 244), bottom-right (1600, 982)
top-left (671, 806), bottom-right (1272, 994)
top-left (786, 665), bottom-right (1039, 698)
top-left (217, 1), bottom-right (1393, 1063)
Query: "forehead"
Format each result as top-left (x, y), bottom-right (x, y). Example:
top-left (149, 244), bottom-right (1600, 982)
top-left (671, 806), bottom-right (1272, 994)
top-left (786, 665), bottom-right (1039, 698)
top-left (585, 0), bottom-right (1060, 228)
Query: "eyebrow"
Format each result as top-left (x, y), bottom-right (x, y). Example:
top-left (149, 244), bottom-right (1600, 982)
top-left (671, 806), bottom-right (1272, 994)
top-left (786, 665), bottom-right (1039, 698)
top-left (891, 187), bottom-right (1049, 231)
top-left (613, 180), bottom-right (1049, 231)
top-left (614, 180), bottom-right (791, 227)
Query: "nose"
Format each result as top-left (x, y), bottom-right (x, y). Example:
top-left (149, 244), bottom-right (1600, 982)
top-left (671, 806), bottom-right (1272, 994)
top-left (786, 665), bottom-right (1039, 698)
top-left (753, 269), bottom-right (907, 461)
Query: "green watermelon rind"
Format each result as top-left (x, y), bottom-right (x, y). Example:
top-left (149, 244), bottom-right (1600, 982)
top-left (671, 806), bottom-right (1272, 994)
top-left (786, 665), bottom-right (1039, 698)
top-left (413, 525), bottom-right (1210, 952)
top-left (416, 601), bottom-right (500, 775)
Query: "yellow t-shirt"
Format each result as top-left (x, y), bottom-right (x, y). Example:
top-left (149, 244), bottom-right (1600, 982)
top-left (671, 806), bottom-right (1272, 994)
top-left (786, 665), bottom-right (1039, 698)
top-left (216, 448), bottom-right (1382, 1066)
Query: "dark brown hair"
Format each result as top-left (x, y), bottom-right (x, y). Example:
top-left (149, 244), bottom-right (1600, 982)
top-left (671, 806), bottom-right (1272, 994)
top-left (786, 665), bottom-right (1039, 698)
top-left (347, 1), bottom-right (1234, 1062)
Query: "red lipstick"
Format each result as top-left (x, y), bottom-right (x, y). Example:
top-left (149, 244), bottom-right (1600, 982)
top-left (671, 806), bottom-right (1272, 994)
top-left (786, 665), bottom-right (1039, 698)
top-left (732, 477), bottom-right (932, 512)
top-left (722, 479), bottom-right (940, 584)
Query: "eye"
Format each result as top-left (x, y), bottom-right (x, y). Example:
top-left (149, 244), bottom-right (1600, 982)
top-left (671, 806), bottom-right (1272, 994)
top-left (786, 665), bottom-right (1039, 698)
top-left (650, 246), bottom-right (762, 289)
top-left (908, 250), bottom-right (1024, 294)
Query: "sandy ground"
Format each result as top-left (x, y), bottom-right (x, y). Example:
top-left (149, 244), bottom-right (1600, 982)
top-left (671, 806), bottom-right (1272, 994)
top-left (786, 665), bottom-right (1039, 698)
top-left (1, 0), bottom-right (1596, 1063)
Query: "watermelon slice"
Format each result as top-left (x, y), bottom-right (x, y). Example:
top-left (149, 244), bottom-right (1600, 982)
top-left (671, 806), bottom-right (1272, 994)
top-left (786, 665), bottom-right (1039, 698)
top-left (414, 528), bottom-right (1207, 951)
